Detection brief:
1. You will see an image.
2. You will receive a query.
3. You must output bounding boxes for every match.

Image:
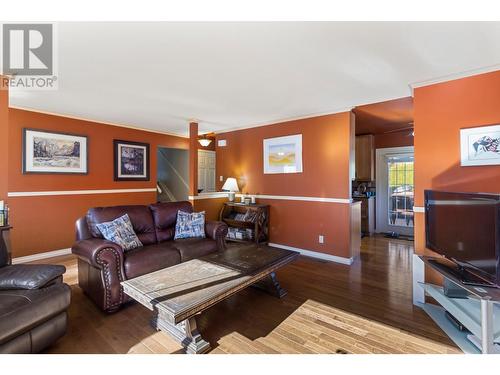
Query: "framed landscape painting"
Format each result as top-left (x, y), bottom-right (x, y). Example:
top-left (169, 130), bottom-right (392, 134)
top-left (460, 124), bottom-right (500, 166)
top-left (23, 128), bottom-right (88, 174)
top-left (263, 134), bottom-right (303, 174)
top-left (114, 140), bottom-right (150, 181)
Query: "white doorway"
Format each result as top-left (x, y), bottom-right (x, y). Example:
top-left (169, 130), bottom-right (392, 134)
top-left (198, 150), bottom-right (216, 193)
top-left (376, 146), bottom-right (414, 237)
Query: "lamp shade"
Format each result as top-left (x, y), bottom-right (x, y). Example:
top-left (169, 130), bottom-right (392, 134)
top-left (221, 177), bottom-right (239, 192)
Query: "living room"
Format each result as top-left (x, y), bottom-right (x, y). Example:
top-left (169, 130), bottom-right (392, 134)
top-left (1, 2), bottom-right (500, 374)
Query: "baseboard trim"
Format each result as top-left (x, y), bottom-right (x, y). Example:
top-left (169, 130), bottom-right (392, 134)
top-left (12, 248), bottom-right (72, 264)
top-left (268, 242), bottom-right (353, 265)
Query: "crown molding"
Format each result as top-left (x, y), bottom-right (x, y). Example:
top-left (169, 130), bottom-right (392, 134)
top-left (215, 107), bottom-right (354, 135)
top-left (409, 64), bottom-right (500, 95)
top-left (8, 105), bottom-right (189, 138)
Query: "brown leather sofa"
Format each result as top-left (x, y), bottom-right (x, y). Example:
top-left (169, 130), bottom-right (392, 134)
top-left (0, 251), bottom-right (71, 353)
top-left (72, 201), bottom-right (228, 313)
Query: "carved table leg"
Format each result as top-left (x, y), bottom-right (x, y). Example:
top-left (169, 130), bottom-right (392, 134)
top-left (153, 313), bottom-right (211, 354)
top-left (252, 272), bottom-right (287, 298)
top-left (183, 316), bottom-right (211, 354)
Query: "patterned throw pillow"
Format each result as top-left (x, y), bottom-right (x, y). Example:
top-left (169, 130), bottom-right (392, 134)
top-left (174, 210), bottom-right (206, 240)
top-left (96, 214), bottom-right (143, 251)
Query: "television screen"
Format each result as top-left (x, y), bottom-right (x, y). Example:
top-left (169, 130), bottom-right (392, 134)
top-left (425, 190), bottom-right (500, 283)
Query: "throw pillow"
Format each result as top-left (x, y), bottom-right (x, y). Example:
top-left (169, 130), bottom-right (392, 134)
top-left (174, 210), bottom-right (206, 240)
top-left (96, 214), bottom-right (143, 251)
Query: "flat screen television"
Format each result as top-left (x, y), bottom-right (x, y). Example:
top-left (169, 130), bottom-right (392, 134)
top-left (425, 190), bottom-right (500, 287)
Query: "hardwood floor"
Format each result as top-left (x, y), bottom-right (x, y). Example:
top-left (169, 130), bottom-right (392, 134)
top-left (37, 236), bottom-right (459, 354)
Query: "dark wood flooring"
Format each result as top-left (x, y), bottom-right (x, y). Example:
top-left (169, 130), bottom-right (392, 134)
top-left (37, 235), bottom-right (456, 353)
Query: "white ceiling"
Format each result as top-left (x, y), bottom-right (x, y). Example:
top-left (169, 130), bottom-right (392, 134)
top-left (8, 22), bottom-right (500, 136)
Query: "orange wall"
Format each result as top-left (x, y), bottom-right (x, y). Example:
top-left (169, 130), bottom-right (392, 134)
top-left (414, 70), bottom-right (500, 281)
top-left (0, 81), bottom-right (7, 201)
top-left (414, 70), bottom-right (500, 208)
top-left (374, 129), bottom-right (413, 149)
top-left (193, 197), bottom-right (227, 221)
top-left (7, 109), bottom-right (189, 257)
top-left (216, 113), bottom-right (352, 197)
top-left (214, 112), bottom-right (355, 258)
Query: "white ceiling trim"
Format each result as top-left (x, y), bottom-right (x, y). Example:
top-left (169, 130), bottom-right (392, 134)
top-left (8, 105), bottom-right (189, 138)
top-left (215, 106), bottom-right (355, 134)
top-left (7, 23), bottom-right (500, 136)
top-left (11, 61), bottom-right (500, 137)
top-left (408, 63), bottom-right (500, 95)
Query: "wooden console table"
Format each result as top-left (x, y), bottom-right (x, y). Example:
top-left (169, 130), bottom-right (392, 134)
top-left (0, 226), bottom-right (12, 265)
top-left (219, 202), bottom-right (269, 244)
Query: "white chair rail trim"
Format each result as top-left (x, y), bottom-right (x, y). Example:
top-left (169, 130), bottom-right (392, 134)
top-left (8, 188), bottom-right (157, 197)
top-left (189, 192), bottom-right (352, 204)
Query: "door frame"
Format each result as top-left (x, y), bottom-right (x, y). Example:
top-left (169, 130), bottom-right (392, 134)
top-left (375, 146), bottom-right (414, 236)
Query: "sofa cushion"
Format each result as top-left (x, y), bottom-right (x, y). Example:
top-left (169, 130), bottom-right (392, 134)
top-left (96, 214), bottom-right (143, 251)
top-left (172, 238), bottom-right (218, 262)
top-left (0, 282), bottom-right (71, 345)
top-left (123, 243), bottom-right (181, 279)
top-left (174, 211), bottom-right (206, 240)
top-left (0, 264), bottom-right (66, 290)
top-left (87, 205), bottom-right (157, 245)
top-left (149, 201), bottom-right (193, 242)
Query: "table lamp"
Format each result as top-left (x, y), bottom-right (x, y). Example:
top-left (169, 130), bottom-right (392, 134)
top-left (222, 177), bottom-right (239, 202)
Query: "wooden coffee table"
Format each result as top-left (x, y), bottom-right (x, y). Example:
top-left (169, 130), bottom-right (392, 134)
top-left (121, 244), bottom-right (299, 354)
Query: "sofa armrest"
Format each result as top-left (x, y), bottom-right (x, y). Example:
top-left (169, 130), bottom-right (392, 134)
top-left (72, 238), bottom-right (124, 268)
top-left (72, 238), bottom-right (126, 311)
top-left (0, 264), bottom-right (66, 290)
top-left (205, 221), bottom-right (228, 250)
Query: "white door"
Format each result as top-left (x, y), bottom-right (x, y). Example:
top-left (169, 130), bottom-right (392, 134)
top-left (376, 146), bottom-right (414, 236)
top-left (198, 150), bottom-right (216, 193)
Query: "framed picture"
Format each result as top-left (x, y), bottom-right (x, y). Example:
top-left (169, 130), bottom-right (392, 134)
top-left (263, 134), bottom-right (303, 174)
top-left (460, 124), bottom-right (500, 167)
top-left (114, 140), bottom-right (150, 181)
top-left (22, 128), bottom-right (88, 174)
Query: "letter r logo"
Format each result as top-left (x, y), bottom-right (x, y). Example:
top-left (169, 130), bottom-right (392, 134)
top-left (2, 24), bottom-right (53, 75)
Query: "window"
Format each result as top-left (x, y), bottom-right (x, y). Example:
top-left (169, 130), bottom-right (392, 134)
top-left (387, 156), bottom-right (414, 228)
